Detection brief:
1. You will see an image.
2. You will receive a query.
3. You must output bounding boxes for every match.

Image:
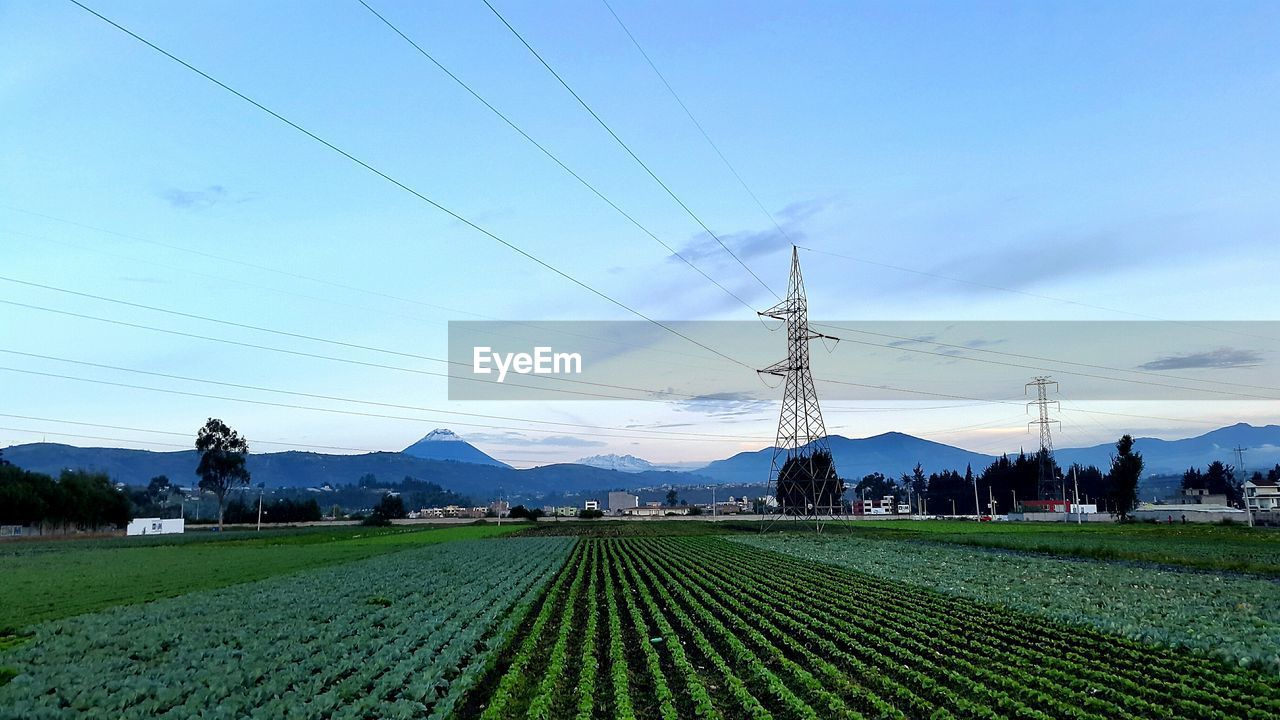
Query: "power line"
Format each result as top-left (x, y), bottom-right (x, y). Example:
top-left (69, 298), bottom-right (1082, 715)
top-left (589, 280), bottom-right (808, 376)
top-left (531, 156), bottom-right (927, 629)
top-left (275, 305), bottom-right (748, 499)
top-left (479, 0), bottom-right (780, 300)
top-left (808, 322), bottom-right (1280, 402)
top-left (355, 0), bottom-right (758, 313)
top-left (0, 363), bottom-right (774, 444)
top-left (0, 347), bottom-right (749, 438)
top-left (0, 414), bottom-right (380, 453)
top-left (3, 222), bottom-right (736, 370)
top-left (599, 0), bottom-right (795, 249)
top-left (0, 275), bottom-right (736, 398)
top-left (798, 245), bottom-right (1279, 344)
top-left (66, 0), bottom-right (753, 371)
top-left (0, 297), bottom-right (690, 402)
top-left (810, 320), bottom-right (1280, 395)
top-left (812, 375), bottom-right (1225, 426)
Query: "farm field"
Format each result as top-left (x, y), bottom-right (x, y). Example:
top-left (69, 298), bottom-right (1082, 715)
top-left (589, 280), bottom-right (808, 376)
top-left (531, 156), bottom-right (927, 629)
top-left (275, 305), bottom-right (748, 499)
top-left (0, 536), bottom-right (573, 719)
top-left (460, 536), bottom-right (1278, 719)
top-left (821, 519), bottom-right (1280, 575)
top-left (739, 533), bottom-right (1280, 673)
top-left (0, 523), bottom-right (520, 629)
top-left (2, 523), bottom-right (1277, 718)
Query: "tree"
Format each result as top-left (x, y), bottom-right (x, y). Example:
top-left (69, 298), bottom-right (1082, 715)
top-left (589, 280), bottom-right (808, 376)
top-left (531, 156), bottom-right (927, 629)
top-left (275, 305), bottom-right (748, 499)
top-left (195, 418), bottom-right (251, 530)
top-left (1107, 435), bottom-right (1143, 521)
top-left (578, 507), bottom-right (604, 519)
top-left (665, 488), bottom-right (679, 506)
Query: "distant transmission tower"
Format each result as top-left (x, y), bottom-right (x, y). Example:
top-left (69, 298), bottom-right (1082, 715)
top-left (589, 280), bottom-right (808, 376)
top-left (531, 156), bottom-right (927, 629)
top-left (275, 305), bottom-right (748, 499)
top-left (759, 247), bottom-right (843, 526)
top-left (1026, 376), bottom-right (1061, 502)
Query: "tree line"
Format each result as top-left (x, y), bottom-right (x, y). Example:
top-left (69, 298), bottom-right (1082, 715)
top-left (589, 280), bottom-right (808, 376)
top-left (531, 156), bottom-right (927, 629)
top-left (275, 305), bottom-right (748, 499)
top-left (1181, 462), bottom-right (1280, 507)
top-left (0, 456), bottom-right (132, 531)
top-left (852, 435), bottom-right (1144, 518)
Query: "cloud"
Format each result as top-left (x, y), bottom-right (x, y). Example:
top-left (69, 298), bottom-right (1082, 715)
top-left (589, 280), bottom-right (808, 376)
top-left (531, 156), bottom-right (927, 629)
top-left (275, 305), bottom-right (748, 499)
top-left (159, 185), bottom-right (258, 210)
top-left (160, 185), bottom-right (228, 209)
top-left (671, 197), bottom-right (833, 265)
top-left (463, 431), bottom-right (606, 448)
top-left (676, 392), bottom-right (772, 417)
top-left (1137, 348), bottom-right (1263, 371)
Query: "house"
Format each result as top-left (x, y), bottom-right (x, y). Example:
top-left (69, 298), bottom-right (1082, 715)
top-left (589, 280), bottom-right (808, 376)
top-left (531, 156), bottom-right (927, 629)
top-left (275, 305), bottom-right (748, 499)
top-left (584, 500), bottom-right (599, 511)
top-left (126, 518), bottom-right (184, 536)
top-left (622, 506), bottom-right (689, 517)
top-left (853, 495), bottom-right (897, 515)
top-left (608, 491), bottom-right (639, 513)
top-left (1178, 488), bottom-right (1230, 506)
top-left (1245, 481), bottom-right (1280, 511)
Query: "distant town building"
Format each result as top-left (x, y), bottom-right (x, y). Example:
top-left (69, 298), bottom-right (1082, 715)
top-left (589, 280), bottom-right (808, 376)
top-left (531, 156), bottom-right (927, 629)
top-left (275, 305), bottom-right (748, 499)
top-left (1178, 487), bottom-right (1229, 506)
top-left (126, 518), bottom-right (184, 536)
top-left (489, 500), bottom-right (510, 517)
top-left (622, 506), bottom-right (689, 517)
top-left (1244, 480), bottom-right (1280, 511)
top-left (584, 500), bottom-right (599, 511)
top-left (608, 491), bottom-right (639, 513)
top-left (853, 495), bottom-right (897, 516)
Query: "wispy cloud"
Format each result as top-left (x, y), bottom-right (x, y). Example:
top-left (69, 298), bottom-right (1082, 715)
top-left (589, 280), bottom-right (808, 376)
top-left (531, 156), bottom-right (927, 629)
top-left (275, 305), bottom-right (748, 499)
top-left (676, 392), bottom-right (772, 417)
top-left (1138, 348), bottom-right (1263, 371)
top-left (159, 185), bottom-right (257, 210)
top-left (464, 431), bottom-right (606, 448)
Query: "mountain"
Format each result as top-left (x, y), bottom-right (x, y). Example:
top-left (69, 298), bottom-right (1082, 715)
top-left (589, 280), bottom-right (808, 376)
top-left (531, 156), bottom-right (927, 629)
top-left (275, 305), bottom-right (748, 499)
top-left (575, 454), bottom-right (657, 473)
top-left (0, 443), bottom-right (706, 501)
top-left (692, 432), bottom-right (997, 485)
top-left (1053, 423), bottom-right (1280, 476)
top-left (401, 429), bottom-right (510, 468)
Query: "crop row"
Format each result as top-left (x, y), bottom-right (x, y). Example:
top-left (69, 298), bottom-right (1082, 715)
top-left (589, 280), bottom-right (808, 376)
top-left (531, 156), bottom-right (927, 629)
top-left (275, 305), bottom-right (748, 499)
top-left (0, 536), bottom-right (573, 720)
top-left (461, 537), bottom-right (1279, 719)
top-left (737, 533), bottom-right (1280, 674)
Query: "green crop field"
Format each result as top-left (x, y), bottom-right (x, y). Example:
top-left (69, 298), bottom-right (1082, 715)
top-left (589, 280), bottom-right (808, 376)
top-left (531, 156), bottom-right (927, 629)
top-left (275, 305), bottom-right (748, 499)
top-left (0, 523), bottom-right (521, 629)
top-left (806, 519), bottom-right (1280, 575)
top-left (2, 521), bottom-right (1277, 718)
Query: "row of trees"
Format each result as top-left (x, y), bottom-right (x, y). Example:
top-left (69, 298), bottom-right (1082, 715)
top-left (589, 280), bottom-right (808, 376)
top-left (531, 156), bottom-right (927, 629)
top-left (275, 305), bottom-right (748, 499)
top-left (851, 435), bottom-right (1145, 518)
top-left (222, 497), bottom-right (323, 524)
top-left (1181, 462), bottom-right (1279, 507)
top-left (0, 461), bottom-right (132, 531)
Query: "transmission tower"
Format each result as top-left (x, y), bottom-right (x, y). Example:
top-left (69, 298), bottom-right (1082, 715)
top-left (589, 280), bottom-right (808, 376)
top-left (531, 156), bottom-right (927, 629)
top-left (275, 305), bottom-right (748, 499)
top-left (1026, 376), bottom-right (1061, 502)
top-left (759, 247), bottom-right (844, 525)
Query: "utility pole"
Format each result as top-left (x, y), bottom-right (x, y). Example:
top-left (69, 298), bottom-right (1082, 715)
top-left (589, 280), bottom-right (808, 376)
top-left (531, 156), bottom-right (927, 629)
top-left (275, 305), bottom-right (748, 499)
top-left (759, 247), bottom-right (842, 529)
top-left (712, 485), bottom-right (717, 520)
top-left (973, 477), bottom-right (981, 519)
top-left (256, 486), bottom-right (263, 532)
top-left (951, 498), bottom-right (956, 516)
top-left (1234, 446), bottom-right (1253, 527)
top-left (1073, 466), bottom-right (1081, 526)
top-left (1026, 377), bottom-right (1061, 502)
top-left (989, 485), bottom-right (996, 518)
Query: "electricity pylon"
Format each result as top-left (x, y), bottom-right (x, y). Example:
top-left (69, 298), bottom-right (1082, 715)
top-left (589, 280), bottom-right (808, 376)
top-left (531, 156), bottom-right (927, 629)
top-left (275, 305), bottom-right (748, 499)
top-left (1026, 376), bottom-right (1061, 502)
top-left (759, 247), bottom-right (843, 526)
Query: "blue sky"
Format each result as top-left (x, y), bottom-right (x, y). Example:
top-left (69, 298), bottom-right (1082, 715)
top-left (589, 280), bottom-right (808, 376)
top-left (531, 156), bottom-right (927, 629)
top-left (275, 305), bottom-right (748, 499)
top-left (1, 0), bottom-right (1277, 468)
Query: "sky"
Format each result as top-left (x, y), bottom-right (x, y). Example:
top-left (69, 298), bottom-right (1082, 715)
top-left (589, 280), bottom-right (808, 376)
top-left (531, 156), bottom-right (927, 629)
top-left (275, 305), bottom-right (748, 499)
top-left (1, 0), bottom-right (1278, 469)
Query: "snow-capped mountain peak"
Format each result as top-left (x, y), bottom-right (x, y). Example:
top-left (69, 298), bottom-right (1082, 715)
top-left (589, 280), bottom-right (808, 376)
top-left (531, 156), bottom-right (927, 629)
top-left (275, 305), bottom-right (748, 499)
top-left (421, 428), bottom-right (463, 442)
top-left (575, 453), bottom-right (656, 473)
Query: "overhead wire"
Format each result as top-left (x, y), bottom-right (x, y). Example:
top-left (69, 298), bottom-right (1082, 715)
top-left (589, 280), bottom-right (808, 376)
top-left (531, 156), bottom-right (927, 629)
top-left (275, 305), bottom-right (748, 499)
top-left (598, 0), bottom-right (796, 249)
top-left (0, 364), bottom-right (776, 443)
top-left (355, 0), bottom-right (759, 313)
top-left (478, 0), bottom-right (780, 300)
top-left (65, 0), bottom-right (753, 371)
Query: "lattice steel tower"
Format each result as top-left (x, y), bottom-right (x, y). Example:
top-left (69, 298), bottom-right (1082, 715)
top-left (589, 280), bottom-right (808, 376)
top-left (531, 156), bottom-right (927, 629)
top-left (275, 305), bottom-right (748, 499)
top-left (759, 247), bottom-right (843, 519)
top-left (1026, 376), bottom-right (1061, 501)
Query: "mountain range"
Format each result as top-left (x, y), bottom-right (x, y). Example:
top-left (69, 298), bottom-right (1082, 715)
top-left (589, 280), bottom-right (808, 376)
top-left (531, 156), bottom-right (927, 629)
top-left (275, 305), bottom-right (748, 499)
top-left (4, 424), bottom-right (1277, 501)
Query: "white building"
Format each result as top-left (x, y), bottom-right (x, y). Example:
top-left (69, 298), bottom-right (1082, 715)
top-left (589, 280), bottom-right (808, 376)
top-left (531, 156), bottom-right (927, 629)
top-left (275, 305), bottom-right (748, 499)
top-left (1245, 480), bottom-right (1280, 511)
top-left (584, 500), bottom-right (599, 511)
top-left (126, 518), bottom-right (184, 536)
